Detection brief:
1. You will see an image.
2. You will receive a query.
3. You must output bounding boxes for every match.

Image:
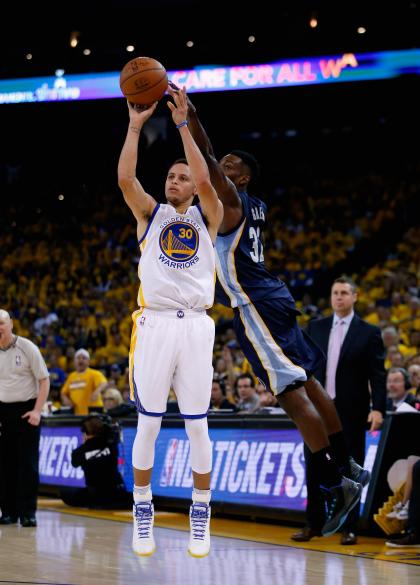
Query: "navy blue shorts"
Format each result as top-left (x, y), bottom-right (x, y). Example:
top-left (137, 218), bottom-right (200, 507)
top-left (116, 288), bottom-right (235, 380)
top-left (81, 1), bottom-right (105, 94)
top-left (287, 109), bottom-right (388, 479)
top-left (233, 297), bottom-right (325, 394)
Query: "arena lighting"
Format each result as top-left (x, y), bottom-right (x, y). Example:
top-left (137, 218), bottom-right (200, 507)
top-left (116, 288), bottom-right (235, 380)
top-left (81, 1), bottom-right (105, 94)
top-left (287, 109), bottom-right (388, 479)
top-left (70, 31), bottom-right (80, 48)
top-left (83, 49), bottom-right (91, 56)
top-left (1, 48), bottom-right (419, 105)
top-left (186, 40), bottom-right (194, 48)
top-left (309, 18), bottom-right (318, 28)
top-left (126, 45), bottom-right (135, 52)
top-left (248, 35), bottom-right (256, 43)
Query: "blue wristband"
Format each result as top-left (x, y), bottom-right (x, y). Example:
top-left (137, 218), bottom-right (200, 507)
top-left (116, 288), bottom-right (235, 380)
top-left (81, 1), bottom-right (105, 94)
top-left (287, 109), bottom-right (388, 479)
top-left (176, 120), bottom-right (188, 129)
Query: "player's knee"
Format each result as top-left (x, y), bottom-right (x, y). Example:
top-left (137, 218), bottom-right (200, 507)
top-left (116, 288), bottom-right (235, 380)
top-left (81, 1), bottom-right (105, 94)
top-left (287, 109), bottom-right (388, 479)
top-left (136, 413), bottom-right (162, 443)
top-left (277, 386), bottom-right (312, 418)
top-left (184, 417), bottom-right (209, 443)
top-left (185, 418), bottom-right (212, 473)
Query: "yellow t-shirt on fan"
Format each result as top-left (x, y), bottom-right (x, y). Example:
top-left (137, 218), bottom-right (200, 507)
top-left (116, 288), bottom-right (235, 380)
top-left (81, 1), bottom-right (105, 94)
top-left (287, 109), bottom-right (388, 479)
top-left (61, 368), bottom-right (106, 415)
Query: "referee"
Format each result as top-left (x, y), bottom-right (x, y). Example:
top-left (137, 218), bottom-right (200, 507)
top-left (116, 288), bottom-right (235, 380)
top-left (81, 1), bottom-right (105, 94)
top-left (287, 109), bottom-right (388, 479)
top-left (0, 309), bottom-right (50, 527)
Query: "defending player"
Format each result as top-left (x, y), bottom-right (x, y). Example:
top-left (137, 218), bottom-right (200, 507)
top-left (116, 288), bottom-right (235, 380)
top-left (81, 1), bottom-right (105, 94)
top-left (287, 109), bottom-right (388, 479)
top-left (180, 85), bottom-right (367, 538)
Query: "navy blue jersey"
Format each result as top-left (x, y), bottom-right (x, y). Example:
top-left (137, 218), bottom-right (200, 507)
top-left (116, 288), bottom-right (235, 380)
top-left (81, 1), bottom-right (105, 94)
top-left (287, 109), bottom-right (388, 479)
top-left (215, 191), bottom-right (292, 307)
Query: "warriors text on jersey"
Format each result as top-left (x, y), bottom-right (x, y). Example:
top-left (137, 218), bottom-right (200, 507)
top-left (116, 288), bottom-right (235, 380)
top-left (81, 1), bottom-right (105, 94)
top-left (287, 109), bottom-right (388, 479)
top-left (215, 191), bottom-right (293, 307)
top-left (137, 203), bottom-right (215, 310)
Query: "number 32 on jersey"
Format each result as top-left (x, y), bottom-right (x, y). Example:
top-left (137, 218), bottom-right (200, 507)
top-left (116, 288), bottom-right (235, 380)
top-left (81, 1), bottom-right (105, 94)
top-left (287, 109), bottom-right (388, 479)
top-left (249, 227), bottom-right (264, 263)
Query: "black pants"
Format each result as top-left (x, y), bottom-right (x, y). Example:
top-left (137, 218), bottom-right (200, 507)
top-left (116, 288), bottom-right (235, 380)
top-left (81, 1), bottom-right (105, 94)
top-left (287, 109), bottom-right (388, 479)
top-left (60, 486), bottom-right (132, 509)
top-left (408, 460), bottom-right (420, 535)
top-left (0, 399), bottom-right (40, 519)
top-left (304, 417), bottom-right (366, 532)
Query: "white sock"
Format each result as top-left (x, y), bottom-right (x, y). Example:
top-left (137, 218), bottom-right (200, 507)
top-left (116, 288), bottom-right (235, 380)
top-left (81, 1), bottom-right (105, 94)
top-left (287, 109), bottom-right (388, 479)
top-left (192, 488), bottom-right (211, 505)
top-left (133, 484), bottom-right (152, 503)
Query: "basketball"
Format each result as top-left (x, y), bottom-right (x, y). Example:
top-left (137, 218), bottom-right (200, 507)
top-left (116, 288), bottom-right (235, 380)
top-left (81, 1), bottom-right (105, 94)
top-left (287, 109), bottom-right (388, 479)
top-left (119, 56), bottom-right (168, 105)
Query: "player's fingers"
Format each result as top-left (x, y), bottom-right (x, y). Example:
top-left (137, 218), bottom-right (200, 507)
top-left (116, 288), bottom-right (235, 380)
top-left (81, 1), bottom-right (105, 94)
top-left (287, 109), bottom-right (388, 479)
top-left (167, 101), bottom-right (175, 112)
top-left (168, 80), bottom-right (180, 92)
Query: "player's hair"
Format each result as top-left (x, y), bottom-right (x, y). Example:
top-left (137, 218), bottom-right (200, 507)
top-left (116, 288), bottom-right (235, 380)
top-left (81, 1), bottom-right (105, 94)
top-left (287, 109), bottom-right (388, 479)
top-left (230, 150), bottom-right (260, 184)
top-left (170, 157), bottom-right (188, 168)
top-left (333, 275), bottom-right (357, 293)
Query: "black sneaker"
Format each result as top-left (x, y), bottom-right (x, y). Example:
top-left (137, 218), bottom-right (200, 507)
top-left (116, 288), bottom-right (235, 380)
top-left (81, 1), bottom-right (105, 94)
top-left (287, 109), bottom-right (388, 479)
top-left (386, 533), bottom-right (420, 548)
top-left (321, 477), bottom-right (363, 537)
top-left (21, 516), bottom-right (37, 527)
top-left (0, 515), bottom-right (18, 525)
top-left (349, 457), bottom-right (371, 487)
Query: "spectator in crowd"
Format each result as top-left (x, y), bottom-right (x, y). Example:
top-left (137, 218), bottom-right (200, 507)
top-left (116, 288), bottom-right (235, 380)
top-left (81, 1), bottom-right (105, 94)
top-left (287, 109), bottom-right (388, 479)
top-left (47, 353), bottom-right (66, 391)
top-left (61, 349), bottom-right (107, 415)
top-left (382, 326), bottom-right (411, 360)
top-left (60, 414), bottom-right (132, 509)
top-left (296, 276), bottom-right (386, 545)
top-left (235, 374), bottom-right (260, 414)
top-left (0, 309), bottom-right (50, 527)
top-left (103, 387), bottom-right (136, 417)
top-left (408, 364), bottom-right (420, 394)
top-left (210, 378), bottom-right (236, 411)
top-left (386, 368), bottom-right (420, 411)
top-left (103, 363), bottom-right (125, 393)
top-left (46, 353), bottom-right (66, 410)
top-left (386, 459), bottom-right (420, 547)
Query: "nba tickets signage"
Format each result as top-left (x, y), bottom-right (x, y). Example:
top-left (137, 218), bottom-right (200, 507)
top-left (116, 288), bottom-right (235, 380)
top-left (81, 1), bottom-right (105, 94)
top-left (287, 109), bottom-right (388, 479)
top-left (39, 425), bottom-right (380, 510)
top-left (1, 49), bottom-right (420, 104)
top-left (124, 427), bottom-right (379, 510)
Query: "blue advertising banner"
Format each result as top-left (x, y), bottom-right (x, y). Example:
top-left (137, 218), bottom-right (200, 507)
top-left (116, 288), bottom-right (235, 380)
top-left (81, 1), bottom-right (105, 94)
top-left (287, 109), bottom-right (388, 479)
top-left (121, 426), bottom-right (381, 511)
top-left (39, 424), bottom-right (380, 510)
top-left (39, 426), bottom-right (85, 487)
top-left (1, 49), bottom-right (420, 105)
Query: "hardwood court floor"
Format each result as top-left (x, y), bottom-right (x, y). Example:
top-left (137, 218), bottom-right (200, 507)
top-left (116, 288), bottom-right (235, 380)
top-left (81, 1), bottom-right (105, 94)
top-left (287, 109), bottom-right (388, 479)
top-left (0, 501), bottom-right (418, 585)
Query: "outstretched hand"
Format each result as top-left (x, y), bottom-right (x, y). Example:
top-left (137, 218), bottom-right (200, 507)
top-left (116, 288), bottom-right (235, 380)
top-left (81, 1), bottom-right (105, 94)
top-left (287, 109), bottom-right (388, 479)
top-left (127, 100), bottom-right (158, 125)
top-left (167, 86), bottom-right (188, 126)
top-left (168, 81), bottom-right (196, 114)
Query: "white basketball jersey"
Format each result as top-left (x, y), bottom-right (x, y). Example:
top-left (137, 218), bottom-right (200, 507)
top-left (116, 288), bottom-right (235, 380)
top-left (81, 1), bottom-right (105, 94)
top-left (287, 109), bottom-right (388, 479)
top-left (137, 203), bottom-right (215, 310)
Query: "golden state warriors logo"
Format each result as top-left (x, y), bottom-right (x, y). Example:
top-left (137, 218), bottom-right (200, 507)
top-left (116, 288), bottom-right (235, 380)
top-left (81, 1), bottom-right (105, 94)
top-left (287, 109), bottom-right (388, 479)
top-left (159, 221), bottom-right (199, 266)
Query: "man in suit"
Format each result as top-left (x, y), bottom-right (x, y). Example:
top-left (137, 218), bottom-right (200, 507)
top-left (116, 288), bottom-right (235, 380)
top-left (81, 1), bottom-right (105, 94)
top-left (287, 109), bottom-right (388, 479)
top-left (293, 276), bottom-right (386, 545)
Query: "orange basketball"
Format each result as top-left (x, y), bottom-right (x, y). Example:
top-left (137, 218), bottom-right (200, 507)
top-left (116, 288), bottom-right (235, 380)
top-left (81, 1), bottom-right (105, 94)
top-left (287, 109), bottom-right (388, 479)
top-left (119, 56), bottom-right (168, 105)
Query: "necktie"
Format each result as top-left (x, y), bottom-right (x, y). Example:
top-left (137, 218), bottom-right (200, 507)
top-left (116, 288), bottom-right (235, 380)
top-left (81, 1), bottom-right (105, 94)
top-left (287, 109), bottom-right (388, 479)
top-left (326, 320), bottom-right (346, 399)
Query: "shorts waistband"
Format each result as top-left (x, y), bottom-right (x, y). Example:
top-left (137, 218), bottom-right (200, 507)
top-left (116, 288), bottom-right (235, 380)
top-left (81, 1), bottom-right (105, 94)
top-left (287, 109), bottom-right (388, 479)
top-left (141, 308), bottom-right (206, 319)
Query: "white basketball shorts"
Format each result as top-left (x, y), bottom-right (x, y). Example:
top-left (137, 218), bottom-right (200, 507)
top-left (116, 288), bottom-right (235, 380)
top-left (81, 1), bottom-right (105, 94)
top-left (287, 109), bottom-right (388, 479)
top-left (129, 308), bottom-right (215, 418)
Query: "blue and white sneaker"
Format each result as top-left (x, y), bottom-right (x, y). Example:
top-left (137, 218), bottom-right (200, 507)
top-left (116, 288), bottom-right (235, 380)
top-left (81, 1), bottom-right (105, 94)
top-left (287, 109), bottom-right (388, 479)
top-left (188, 503), bottom-right (211, 557)
top-left (132, 502), bottom-right (156, 556)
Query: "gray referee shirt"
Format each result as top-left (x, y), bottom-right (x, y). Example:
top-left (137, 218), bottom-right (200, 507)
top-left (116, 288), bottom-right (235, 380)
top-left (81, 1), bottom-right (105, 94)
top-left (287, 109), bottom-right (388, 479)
top-left (0, 336), bottom-right (49, 403)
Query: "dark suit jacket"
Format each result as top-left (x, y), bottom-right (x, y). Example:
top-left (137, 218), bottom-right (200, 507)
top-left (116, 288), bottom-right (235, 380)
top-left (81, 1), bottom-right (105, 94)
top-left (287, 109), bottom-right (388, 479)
top-left (386, 393), bottom-right (420, 412)
top-left (307, 314), bottom-right (387, 427)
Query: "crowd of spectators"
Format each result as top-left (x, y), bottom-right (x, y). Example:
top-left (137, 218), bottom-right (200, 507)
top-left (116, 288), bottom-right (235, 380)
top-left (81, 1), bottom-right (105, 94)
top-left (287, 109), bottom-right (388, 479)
top-left (1, 159), bottom-right (419, 416)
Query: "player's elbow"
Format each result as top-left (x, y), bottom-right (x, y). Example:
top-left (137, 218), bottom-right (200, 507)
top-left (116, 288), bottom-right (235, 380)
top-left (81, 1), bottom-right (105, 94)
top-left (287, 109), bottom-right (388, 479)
top-left (118, 174), bottom-right (135, 192)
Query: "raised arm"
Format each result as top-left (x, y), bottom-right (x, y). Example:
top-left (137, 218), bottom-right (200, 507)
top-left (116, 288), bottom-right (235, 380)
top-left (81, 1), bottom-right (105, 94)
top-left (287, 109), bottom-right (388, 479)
top-left (167, 87), bottom-right (223, 241)
top-left (117, 102), bottom-right (158, 240)
top-left (168, 82), bottom-right (242, 231)
top-left (187, 101), bottom-right (242, 207)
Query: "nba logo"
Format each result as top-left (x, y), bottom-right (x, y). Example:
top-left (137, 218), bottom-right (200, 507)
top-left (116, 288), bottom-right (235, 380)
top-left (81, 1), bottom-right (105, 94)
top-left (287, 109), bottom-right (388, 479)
top-left (15, 355), bottom-right (21, 366)
top-left (160, 438), bottom-right (178, 487)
